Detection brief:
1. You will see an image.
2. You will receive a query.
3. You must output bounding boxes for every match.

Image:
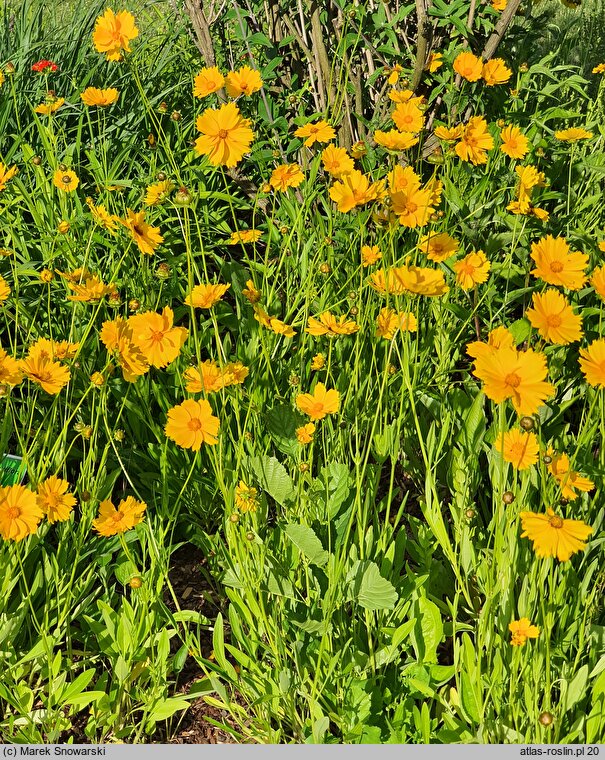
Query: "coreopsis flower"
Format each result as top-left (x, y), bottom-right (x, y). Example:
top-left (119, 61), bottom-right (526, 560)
top-left (526, 290), bottom-right (583, 344)
top-left (193, 67), bottom-right (225, 98)
top-left (386, 64), bottom-right (403, 85)
top-left (494, 429), bottom-right (539, 470)
top-left (554, 127), bottom-right (593, 142)
top-left (306, 311), bottom-right (359, 337)
top-left (390, 185), bottom-right (434, 228)
top-left (93, 496), bottom-right (147, 536)
top-left (234, 481), bottom-right (258, 511)
top-left (32, 59), bottom-right (58, 72)
top-left (185, 282), bottom-right (230, 308)
top-left (350, 140), bottom-right (367, 158)
top-left (454, 250), bottom-right (491, 289)
top-left (369, 268), bottom-right (407, 296)
top-left (361, 245), bottom-right (382, 267)
top-left (127, 307), bottom-right (187, 368)
top-left (0, 346), bottom-right (22, 386)
top-left (242, 279), bottom-right (261, 303)
top-left (472, 346), bottom-right (554, 415)
top-left (228, 229), bottom-right (262, 245)
top-left (500, 125), bottom-right (529, 159)
top-left (296, 383), bottom-right (340, 420)
top-left (311, 354), bottom-right (325, 370)
top-left (492, 0), bottom-right (507, 10)
top-left (34, 97), bottom-right (64, 115)
top-left (388, 89), bottom-right (423, 105)
top-left (253, 306), bottom-right (296, 338)
top-left (80, 87), bottom-right (119, 106)
top-left (28, 338), bottom-right (78, 363)
top-left (87, 198), bottom-right (119, 232)
top-left (100, 317), bottom-right (149, 382)
top-left (269, 164), bottom-right (304, 191)
top-left (482, 58), bottom-right (512, 86)
top-left (453, 51), bottom-right (483, 82)
top-left (67, 275), bottom-right (117, 302)
top-left (530, 235), bottom-right (588, 290)
top-left (296, 423), bottom-right (316, 444)
top-left (321, 146), bottom-right (354, 177)
top-left (194, 102), bottom-right (254, 168)
top-left (426, 52), bottom-right (443, 72)
top-left (592, 63), bottom-right (605, 74)
top-left (165, 398), bottom-right (220, 449)
top-left (375, 308), bottom-right (418, 339)
top-left (19, 353), bottom-right (70, 394)
top-left (374, 130), bottom-right (419, 151)
top-left (579, 338), bottom-right (605, 388)
top-left (455, 116), bottom-right (494, 165)
top-left (0, 163), bottom-right (18, 192)
top-left (418, 232), bottom-right (459, 262)
top-left (184, 361), bottom-right (229, 394)
top-left (329, 170), bottom-right (384, 212)
top-left (121, 209), bottom-right (164, 255)
top-left (392, 264), bottom-right (449, 296)
top-left (224, 362), bottom-right (248, 385)
top-left (509, 618), bottom-right (540, 646)
top-left (294, 120), bottom-right (336, 148)
top-left (547, 450), bottom-right (595, 500)
top-left (0, 274), bottom-right (9, 303)
top-left (392, 101), bottom-right (424, 133)
top-left (225, 65), bottom-right (263, 97)
top-left (591, 265), bottom-right (605, 301)
top-left (36, 476), bottom-right (77, 524)
top-left (53, 169), bottom-right (79, 192)
top-left (144, 179), bottom-right (174, 206)
top-left (435, 124), bottom-right (465, 141)
top-left (92, 9), bottom-right (139, 61)
top-left (0, 485), bottom-right (42, 541)
top-left (520, 508), bottom-right (592, 561)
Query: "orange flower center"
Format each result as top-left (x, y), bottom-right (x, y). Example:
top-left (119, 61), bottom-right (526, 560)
top-left (218, 129), bottom-right (228, 139)
top-left (188, 418), bottom-right (203, 431)
top-left (462, 67), bottom-right (473, 76)
top-left (546, 314), bottom-right (562, 328)
top-left (550, 260), bottom-right (564, 273)
top-left (548, 514), bottom-right (564, 528)
top-left (459, 262), bottom-right (475, 275)
top-left (508, 138), bottom-right (518, 148)
top-left (509, 442), bottom-right (525, 459)
top-left (402, 114), bottom-right (413, 124)
top-left (7, 506), bottom-right (20, 519)
top-left (407, 201), bottom-right (418, 213)
top-left (505, 372), bottom-right (521, 388)
top-left (150, 330), bottom-right (165, 343)
top-left (112, 510), bottom-right (125, 522)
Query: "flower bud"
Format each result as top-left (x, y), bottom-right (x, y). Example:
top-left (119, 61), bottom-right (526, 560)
top-left (173, 187), bottom-right (192, 206)
top-left (519, 416), bottom-right (535, 431)
top-left (319, 262), bottom-right (331, 274)
top-left (229, 513), bottom-right (239, 523)
top-left (539, 711), bottom-right (554, 727)
top-left (58, 163), bottom-right (67, 172)
top-left (32, 155), bottom-right (42, 166)
top-left (129, 576), bottom-right (143, 589)
top-left (157, 171), bottom-right (167, 181)
top-left (465, 508), bottom-right (475, 519)
top-left (502, 491), bottom-right (515, 505)
top-left (245, 531), bottom-right (254, 541)
top-left (40, 269), bottom-right (54, 283)
top-left (128, 299), bottom-right (141, 312)
top-left (349, 306), bottom-right (359, 316)
top-left (155, 263), bottom-right (171, 280)
top-left (170, 110), bottom-right (181, 121)
top-left (299, 462), bottom-right (310, 473)
top-left (57, 220), bottom-right (70, 234)
top-left (542, 455), bottom-right (552, 465)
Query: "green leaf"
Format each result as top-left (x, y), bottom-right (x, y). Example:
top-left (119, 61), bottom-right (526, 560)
top-left (285, 524), bottom-right (329, 566)
top-left (460, 671), bottom-right (481, 724)
top-left (563, 665), bottom-right (589, 713)
top-left (357, 562), bottom-right (398, 610)
top-left (146, 697), bottom-right (190, 724)
top-left (411, 598), bottom-right (443, 663)
top-left (265, 405), bottom-right (299, 456)
top-left (248, 455), bottom-right (295, 506)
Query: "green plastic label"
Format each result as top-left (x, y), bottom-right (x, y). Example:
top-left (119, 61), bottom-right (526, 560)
top-left (0, 454), bottom-right (26, 486)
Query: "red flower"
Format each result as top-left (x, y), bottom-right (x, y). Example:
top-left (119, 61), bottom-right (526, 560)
top-left (32, 60), bottom-right (58, 73)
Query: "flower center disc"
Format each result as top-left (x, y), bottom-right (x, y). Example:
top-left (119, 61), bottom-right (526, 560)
top-left (550, 260), bottom-right (564, 273)
top-left (548, 514), bottom-right (564, 528)
top-left (218, 129), bottom-right (229, 139)
top-left (505, 372), bottom-right (521, 388)
top-left (7, 507), bottom-right (20, 519)
top-left (188, 418), bottom-right (202, 431)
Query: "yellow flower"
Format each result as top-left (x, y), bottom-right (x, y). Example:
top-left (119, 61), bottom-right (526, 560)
top-left (121, 209), bottom-right (164, 255)
top-left (592, 63), bottom-right (605, 74)
top-left (554, 127), bottom-right (593, 142)
top-left (193, 67), bottom-right (225, 98)
top-left (482, 58), bottom-right (512, 86)
top-left (185, 283), bottom-right (230, 308)
top-left (492, 0), bottom-right (507, 10)
top-left (321, 146), bottom-right (354, 177)
top-left (453, 51), bottom-right (483, 82)
top-left (306, 311), bottom-right (359, 337)
top-left (418, 232), bottom-right (459, 262)
top-left (296, 423), bottom-right (316, 444)
top-left (269, 164), bottom-right (304, 191)
top-left (0, 485), bottom-right (43, 542)
top-left (509, 618), bottom-right (539, 646)
top-left (296, 383), bottom-right (340, 420)
top-left (67, 274), bottom-right (117, 302)
top-left (374, 130), bottom-right (419, 151)
top-left (392, 101), bottom-right (424, 133)
top-left (294, 120), bottom-right (336, 148)
top-left (435, 124), bottom-right (465, 141)
top-left (36, 476), bottom-right (77, 524)
top-left (128, 307), bottom-right (188, 368)
top-left (34, 97), bottom-right (64, 115)
top-left (99, 317), bottom-right (149, 382)
top-left (19, 353), bottom-right (70, 394)
top-left (184, 361), bottom-right (229, 394)
top-left (520, 508), bottom-right (592, 561)
top-left (0, 345), bottom-right (22, 386)
top-left (361, 245), bottom-right (382, 267)
top-left (234, 481), bottom-right (258, 511)
top-left (228, 229), bottom-right (262, 245)
top-left (455, 116), bottom-right (494, 165)
top-left (93, 496), bottom-right (147, 536)
top-left (526, 289), bottom-right (583, 344)
top-left (225, 65), bottom-right (263, 97)
top-left (80, 87), bottom-right (119, 106)
top-left (500, 125), bottom-right (529, 159)
top-left (530, 235), bottom-right (588, 290)
top-left (144, 179), bottom-right (174, 206)
top-left (195, 102), bottom-right (254, 168)
top-left (390, 185), bottom-right (435, 228)
top-left (0, 163), bottom-right (18, 192)
top-left (242, 279), bottom-right (261, 303)
top-left (426, 52), bottom-right (443, 72)
top-left (547, 450), bottom-right (595, 500)
top-left (329, 170), bottom-right (384, 212)
top-left (454, 250), bottom-right (491, 289)
top-left (53, 169), bottom-right (79, 192)
top-left (87, 198), bottom-right (119, 232)
top-left (93, 9), bottom-right (139, 61)
top-left (494, 429), bottom-right (539, 470)
top-left (165, 398), bottom-right (220, 450)
top-left (0, 274), bottom-right (9, 303)
top-left (393, 264), bottom-right (449, 296)
top-left (387, 64), bottom-right (403, 85)
top-left (579, 338), bottom-right (605, 389)
top-left (311, 353), bottom-right (325, 370)
top-left (253, 306), bottom-right (296, 337)
top-left (375, 308), bottom-right (417, 339)
top-left (591, 265), bottom-right (605, 301)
